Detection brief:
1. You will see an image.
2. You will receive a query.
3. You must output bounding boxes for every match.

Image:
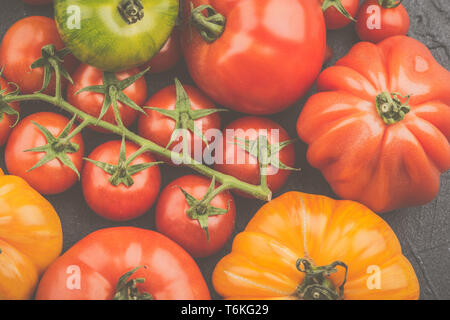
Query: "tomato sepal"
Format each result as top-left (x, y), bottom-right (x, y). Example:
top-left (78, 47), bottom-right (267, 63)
top-left (113, 266), bottom-right (153, 300)
top-left (0, 72), bottom-right (20, 127)
top-left (322, 0), bottom-right (357, 22)
top-left (377, 0), bottom-right (404, 8)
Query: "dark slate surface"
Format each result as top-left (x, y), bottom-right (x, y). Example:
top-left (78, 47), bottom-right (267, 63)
top-left (0, 0), bottom-right (448, 300)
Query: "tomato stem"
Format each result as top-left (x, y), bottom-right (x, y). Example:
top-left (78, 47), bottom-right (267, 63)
top-left (375, 92), bottom-right (411, 125)
top-left (322, 0), bottom-right (357, 22)
top-left (190, 3), bottom-right (226, 43)
top-left (377, 0), bottom-right (404, 9)
top-left (118, 0), bottom-right (145, 25)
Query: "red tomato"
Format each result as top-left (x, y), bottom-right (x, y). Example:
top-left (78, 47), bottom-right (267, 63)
top-left (214, 117), bottom-right (296, 196)
top-left (36, 227), bottom-right (211, 300)
top-left (23, 0), bottom-right (53, 5)
top-left (156, 175), bottom-right (236, 258)
top-left (181, 0), bottom-right (326, 115)
top-left (324, 45), bottom-right (334, 63)
top-left (143, 28), bottom-right (181, 74)
top-left (356, 0), bottom-right (410, 43)
top-left (138, 81), bottom-right (221, 163)
top-left (82, 140), bottom-right (161, 221)
top-left (67, 64), bottom-right (147, 132)
top-left (322, 0), bottom-right (360, 30)
top-left (0, 77), bottom-right (20, 146)
top-left (5, 112), bottom-right (84, 195)
top-left (0, 16), bottom-right (77, 94)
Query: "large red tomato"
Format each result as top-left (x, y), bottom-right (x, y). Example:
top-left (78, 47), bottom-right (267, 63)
top-left (35, 227), bottom-right (211, 300)
top-left (156, 175), bottom-right (236, 258)
top-left (5, 112), bottom-right (84, 195)
top-left (67, 64), bottom-right (147, 132)
top-left (0, 77), bottom-right (20, 146)
top-left (0, 16), bottom-right (77, 94)
top-left (181, 0), bottom-right (326, 115)
top-left (143, 28), bottom-right (182, 74)
top-left (82, 140), bottom-right (161, 221)
top-left (297, 36), bottom-right (450, 213)
top-left (214, 117), bottom-right (297, 196)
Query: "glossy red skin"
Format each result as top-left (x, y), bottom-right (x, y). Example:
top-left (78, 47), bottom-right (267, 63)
top-left (143, 28), bottom-right (181, 74)
top-left (156, 175), bottom-right (236, 258)
top-left (214, 117), bottom-right (296, 196)
top-left (181, 0), bottom-right (326, 115)
top-left (67, 64), bottom-right (147, 133)
top-left (23, 0), bottom-right (53, 5)
top-left (82, 140), bottom-right (161, 221)
top-left (356, 0), bottom-right (410, 43)
top-left (5, 112), bottom-right (84, 195)
top-left (322, 0), bottom-right (360, 30)
top-left (35, 227), bottom-right (211, 300)
top-left (0, 16), bottom-right (78, 94)
top-left (138, 83), bottom-right (221, 162)
top-left (297, 36), bottom-right (450, 213)
top-left (0, 78), bottom-right (20, 146)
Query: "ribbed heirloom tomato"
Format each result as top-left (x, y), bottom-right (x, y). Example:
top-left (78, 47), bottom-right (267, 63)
top-left (0, 169), bottom-right (62, 300)
top-left (297, 36), bottom-right (450, 213)
top-left (213, 192), bottom-right (419, 300)
top-left (181, 0), bottom-right (326, 115)
top-left (36, 227), bottom-right (211, 300)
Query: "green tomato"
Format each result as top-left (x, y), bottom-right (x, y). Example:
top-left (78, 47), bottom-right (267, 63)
top-left (54, 0), bottom-right (179, 71)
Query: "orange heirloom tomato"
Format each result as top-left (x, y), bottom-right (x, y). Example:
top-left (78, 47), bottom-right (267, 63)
top-left (0, 169), bottom-right (63, 300)
top-left (297, 36), bottom-right (450, 213)
top-left (213, 192), bottom-right (420, 300)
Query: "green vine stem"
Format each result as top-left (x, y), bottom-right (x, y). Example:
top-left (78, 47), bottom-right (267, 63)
top-left (4, 91), bottom-right (272, 201)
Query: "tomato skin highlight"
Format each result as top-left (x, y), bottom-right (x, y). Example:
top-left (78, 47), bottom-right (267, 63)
top-left (67, 64), bottom-right (147, 132)
top-left (356, 0), bottom-right (410, 43)
top-left (181, 0), bottom-right (326, 115)
top-left (0, 77), bottom-right (20, 146)
top-left (54, 0), bottom-right (179, 72)
top-left (5, 112), bottom-right (84, 195)
top-left (35, 227), bottom-right (211, 300)
top-left (82, 140), bottom-right (161, 221)
top-left (322, 0), bottom-right (359, 30)
top-left (297, 36), bottom-right (450, 213)
top-left (0, 16), bottom-right (77, 95)
top-left (214, 117), bottom-right (296, 197)
top-left (156, 175), bottom-right (236, 258)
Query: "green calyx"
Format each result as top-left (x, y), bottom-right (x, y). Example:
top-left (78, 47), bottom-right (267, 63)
top-left (0, 70), bottom-right (20, 127)
top-left (190, 3), bottom-right (226, 43)
top-left (377, 0), bottom-right (404, 8)
top-left (375, 92), bottom-right (411, 125)
top-left (113, 266), bottom-right (153, 300)
top-left (31, 44), bottom-right (73, 94)
top-left (322, 0), bottom-right (357, 22)
top-left (146, 78), bottom-right (226, 150)
top-left (296, 259), bottom-right (348, 300)
top-left (25, 115), bottom-right (81, 178)
top-left (76, 68), bottom-right (148, 129)
top-left (179, 177), bottom-right (230, 240)
top-left (85, 136), bottom-right (161, 187)
top-left (118, 0), bottom-right (145, 25)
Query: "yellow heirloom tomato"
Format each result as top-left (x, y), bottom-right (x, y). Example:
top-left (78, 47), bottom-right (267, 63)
top-left (0, 169), bottom-right (62, 299)
top-left (213, 192), bottom-right (419, 300)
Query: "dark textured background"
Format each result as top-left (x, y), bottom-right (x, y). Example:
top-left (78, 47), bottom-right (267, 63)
top-left (0, 0), bottom-right (448, 300)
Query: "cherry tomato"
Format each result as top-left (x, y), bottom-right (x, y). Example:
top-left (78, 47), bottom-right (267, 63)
top-left (214, 117), bottom-right (296, 197)
top-left (156, 175), bottom-right (236, 258)
top-left (356, 0), bottom-right (410, 43)
top-left (23, 0), bottom-right (53, 5)
top-left (143, 28), bottom-right (181, 74)
top-left (5, 112), bottom-right (84, 195)
top-left (82, 140), bottom-right (161, 221)
top-left (322, 0), bottom-right (360, 30)
top-left (0, 16), bottom-right (77, 94)
top-left (67, 64), bottom-right (147, 132)
top-left (138, 80), bottom-right (222, 163)
top-left (0, 77), bottom-right (20, 146)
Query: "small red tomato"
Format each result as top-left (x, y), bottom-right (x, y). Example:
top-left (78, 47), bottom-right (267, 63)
top-left (156, 175), bottom-right (236, 258)
top-left (5, 112), bottom-right (84, 195)
top-left (138, 79), bottom-right (223, 164)
top-left (322, 0), bottom-right (360, 30)
top-left (143, 28), bottom-right (181, 74)
top-left (0, 16), bottom-right (77, 94)
top-left (23, 0), bottom-right (53, 5)
top-left (0, 77), bottom-right (20, 146)
top-left (214, 117), bottom-right (297, 197)
top-left (356, 0), bottom-right (410, 43)
top-left (82, 140), bottom-right (161, 221)
top-left (67, 64), bottom-right (147, 132)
